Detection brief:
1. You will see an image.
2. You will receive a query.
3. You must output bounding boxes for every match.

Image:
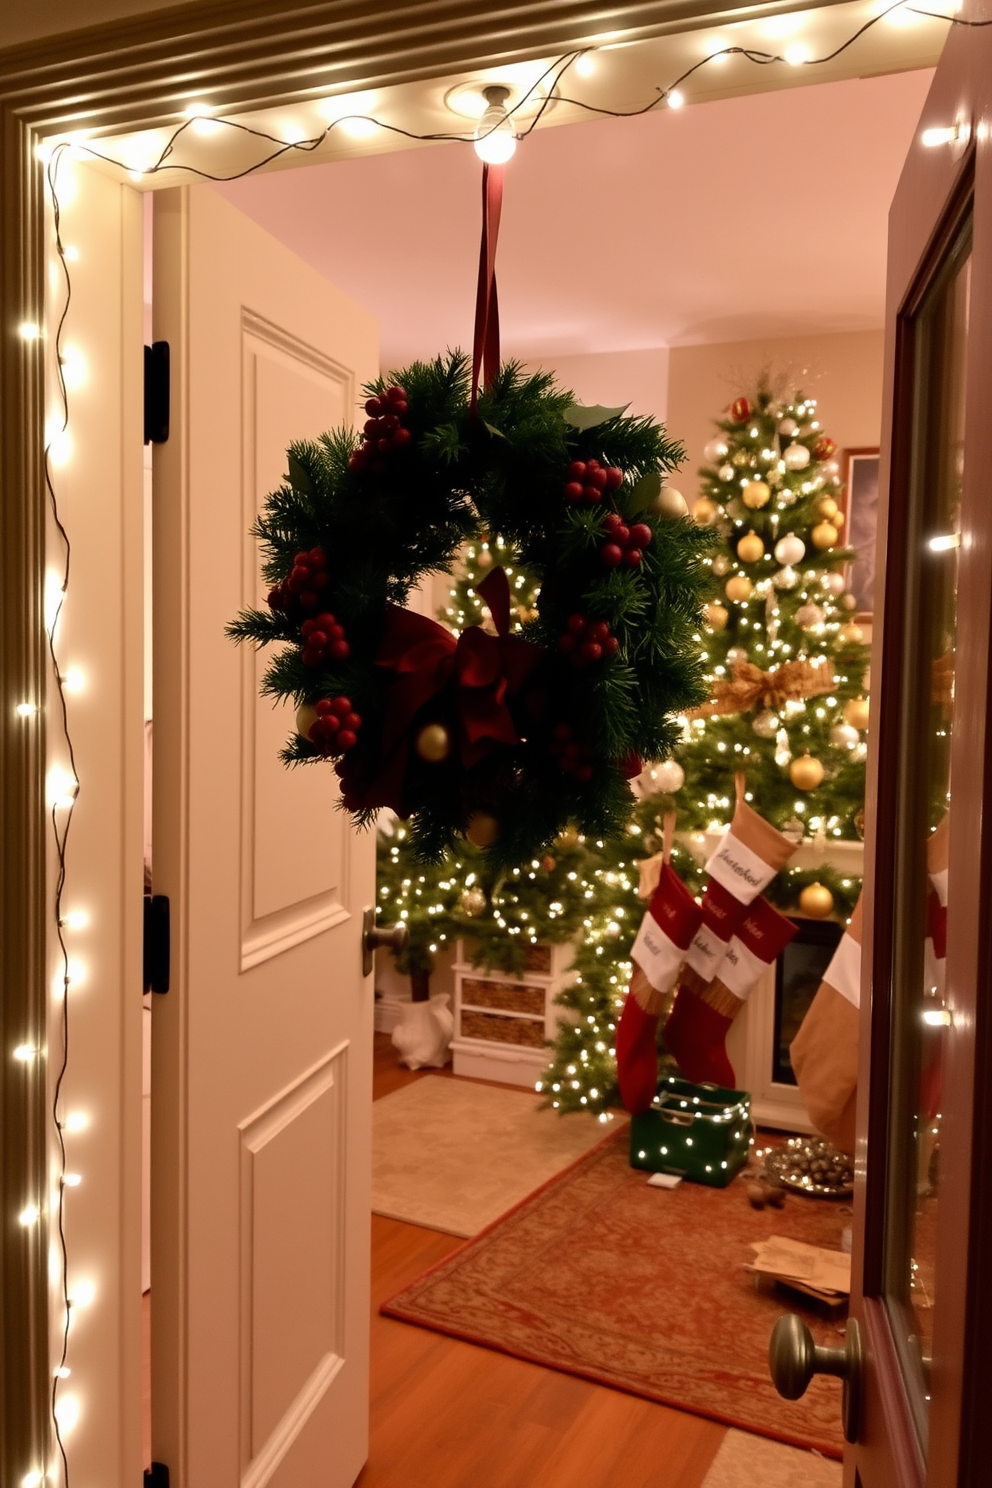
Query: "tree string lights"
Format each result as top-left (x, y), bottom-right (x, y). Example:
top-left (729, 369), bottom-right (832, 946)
top-left (45, 4), bottom-right (987, 186)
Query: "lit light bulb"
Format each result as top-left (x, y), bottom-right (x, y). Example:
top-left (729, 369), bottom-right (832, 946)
top-left (667, 90), bottom-right (685, 109)
top-left (784, 43), bottom-right (809, 66)
top-left (59, 345), bottom-right (86, 390)
top-left (19, 1204), bottom-right (41, 1226)
top-left (69, 1278), bottom-right (95, 1307)
top-left (19, 322), bottom-right (43, 341)
top-left (13, 1045), bottom-right (39, 1062)
top-left (575, 52), bottom-right (596, 77)
top-left (15, 701), bottom-right (38, 718)
top-left (64, 1111), bottom-right (89, 1133)
top-left (61, 909), bottom-right (90, 931)
top-left (22, 1470), bottom-right (46, 1487)
top-left (61, 665), bottom-right (86, 693)
top-left (53, 1393), bottom-right (80, 1434)
top-left (63, 1173), bottom-right (82, 1187)
top-left (46, 766), bottom-right (78, 809)
top-left (474, 86), bottom-right (517, 164)
top-left (922, 123), bottom-right (963, 147)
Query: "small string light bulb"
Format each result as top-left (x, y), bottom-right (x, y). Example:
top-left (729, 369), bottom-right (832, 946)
top-left (474, 86), bottom-right (517, 164)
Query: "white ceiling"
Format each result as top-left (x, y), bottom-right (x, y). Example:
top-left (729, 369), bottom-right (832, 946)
top-left (214, 66), bottom-right (932, 370)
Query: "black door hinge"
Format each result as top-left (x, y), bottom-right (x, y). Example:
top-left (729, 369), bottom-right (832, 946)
top-left (144, 341), bottom-right (170, 445)
top-left (143, 894), bottom-right (170, 994)
top-left (144, 1465), bottom-right (169, 1488)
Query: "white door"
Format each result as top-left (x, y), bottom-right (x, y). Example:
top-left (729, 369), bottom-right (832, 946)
top-left (151, 185), bottom-right (379, 1488)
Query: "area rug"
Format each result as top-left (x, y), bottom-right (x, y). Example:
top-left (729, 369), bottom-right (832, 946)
top-left (372, 1076), bottom-right (625, 1237)
top-left (701, 1428), bottom-right (841, 1488)
top-left (382, 1130), bottom-right (847, 1457)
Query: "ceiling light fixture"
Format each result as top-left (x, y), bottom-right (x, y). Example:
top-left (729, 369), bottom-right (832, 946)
top-left (474, 86), bottom-right (517, 164)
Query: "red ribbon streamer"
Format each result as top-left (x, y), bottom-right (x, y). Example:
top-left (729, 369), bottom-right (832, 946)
top-left (469, 162), bottom-right (504, 416)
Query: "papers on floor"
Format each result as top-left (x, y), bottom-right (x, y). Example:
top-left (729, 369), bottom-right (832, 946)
top-left (747, 1235), bottom-right (851, 1305)
top-left (647, 1171), bottom-right (683, 1189)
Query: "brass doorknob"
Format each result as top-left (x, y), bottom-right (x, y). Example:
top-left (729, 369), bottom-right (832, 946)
top-left (769, 1313), bottom-right (863, 1443)
top-left (362, 906), bottom-right (408, 976)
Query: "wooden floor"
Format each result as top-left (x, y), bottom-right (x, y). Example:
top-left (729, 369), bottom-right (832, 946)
top-left (143, 1034), bottom-right (728, 1484)
top-left (358, 1033), bottom-right (727, 1488)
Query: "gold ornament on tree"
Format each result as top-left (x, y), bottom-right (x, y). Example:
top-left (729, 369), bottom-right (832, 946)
top-left (799, 882), bottom-right (835, 918)
top-left (789, 754), bottom-right (825, 790)
top-left (818, 496), bottom-right (839, 520)
top-left (415, 723), bottom-right (453, 762)
top-left (843, 696), bottom-right (870, 730)
top-left (736, 531), bottom-right (765, 563)
top-left (725, 575), bottom-right (754, 602)
top-left (741, 480), bottom-right (771, 509)
top-left (838, 622), bottom-right (864, 645)
top-left (692, 496), bottom-right (719, 525)
top-left (811, 521), bottom-right (839, 551)
top-left (705, 602), bottom-right (729, 630)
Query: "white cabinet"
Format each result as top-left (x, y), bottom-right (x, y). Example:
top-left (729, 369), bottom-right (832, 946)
top-left (451, 940), bottom-right (575, 1087)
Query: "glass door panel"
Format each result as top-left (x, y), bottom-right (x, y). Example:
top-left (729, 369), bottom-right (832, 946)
top-left (883, 222), bottom-right (971, 1456)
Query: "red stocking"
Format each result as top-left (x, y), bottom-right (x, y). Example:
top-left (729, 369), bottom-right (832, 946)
top-left (616, 862), bottom-right (702, 1113)
top-left (665, 896), bottom-right (798, 1088)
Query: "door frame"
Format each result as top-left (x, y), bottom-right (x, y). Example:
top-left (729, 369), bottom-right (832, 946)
top-left (1, 0), bottom-right (851, 1473)
top-left (850, 14), bottom-right (992, 1483)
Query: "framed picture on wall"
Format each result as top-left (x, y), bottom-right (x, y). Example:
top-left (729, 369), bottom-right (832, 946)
top-left (839, 447), bottom-right (880, 618)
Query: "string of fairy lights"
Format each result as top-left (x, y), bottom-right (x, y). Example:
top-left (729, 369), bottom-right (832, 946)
top-left (18, 3), bottom-right (988, 1483)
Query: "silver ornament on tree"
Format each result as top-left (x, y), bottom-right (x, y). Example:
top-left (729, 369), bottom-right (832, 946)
top-left (772, 565), bottom-right (799, 590)
top-left (461, 885), bottom-right (486, 917)
top-left (752, 709), bottom-right (780, 739)
top-left (711, 554), bottom-right (731, 576)
top-left (783, 442), bottom-right (811, 471)
top-left (718, 463), bottom-right (735, 483)
top-left (703, 438), bottom-right (729, 463)
top-left (821, 570), bottom-right (846, 596)
top-left (841, 593), bottom-right (858, 612)
top-left (778, 417), bottom-right (798, 437)
top-left (796, 602), bottom-right (825, 630)
top-left (774, 533), bottom-right (806, 567)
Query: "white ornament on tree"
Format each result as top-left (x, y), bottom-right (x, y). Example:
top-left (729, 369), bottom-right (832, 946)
top-left (778, 417), bottom-right (798, 437)
top-left (752, 709), bottom-right (780, 738)
top-left (773, 534), bottom-right (806, 566)
top-left (822, 571), bottom-right (846, 596)
top-left (772, 565), bottom-right (799, 590)
top-left (704, 438), bottom-right (729, 463)
top-left (830, 722), bottom-right (860, 749)
top-left (652, 759), bottom-right (685, 793)
top-left (718, 463), bottom-right (735, 483)
top-left (796, 602), bottom-right (825, 630)
top-left (783, 442), bottom-right (811, 471)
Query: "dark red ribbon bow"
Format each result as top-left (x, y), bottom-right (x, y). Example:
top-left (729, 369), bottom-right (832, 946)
top-left (365, 567), bottom-right (539, 814)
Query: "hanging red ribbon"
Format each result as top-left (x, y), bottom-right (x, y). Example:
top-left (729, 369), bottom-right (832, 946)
top-left (469, 162), bottom-right (504, 416)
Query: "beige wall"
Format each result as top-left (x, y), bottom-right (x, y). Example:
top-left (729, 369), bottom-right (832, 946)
top-left (666, 329), bottom-right (885, 497)
top-left (521, 348), bottom-right (669, 425)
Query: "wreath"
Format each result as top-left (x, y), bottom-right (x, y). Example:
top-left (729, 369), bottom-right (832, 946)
top-left (229, 352), bottom-right (714, 866)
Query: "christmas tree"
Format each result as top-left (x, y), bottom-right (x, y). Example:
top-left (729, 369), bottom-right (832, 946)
top-left (656, 381), bottom-right (871, 921)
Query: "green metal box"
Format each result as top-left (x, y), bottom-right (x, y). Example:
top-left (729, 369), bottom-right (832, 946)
top-left (629, 1075), bottom-right (752, 1188)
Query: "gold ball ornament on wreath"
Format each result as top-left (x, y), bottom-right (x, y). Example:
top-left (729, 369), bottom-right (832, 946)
top-left (789, 754), bottom-right (825, 790)
top-left (839, 622), bottom-right (865, 645)
top-left (705, 602), bottom-right (729, 630)
top-left (811, 521), bottom-right (839, 551)
top-left (844, 696), bottom-right (870, 730)
top-left (799, 882), bottom-right (835, 919)
top-left (737, 531), bottom-right (765, 563)
top-left (725, 575), bottom-right (753, 602)
top-left (296, 702), bottom-right (320, 738)
top-left (465, 811), bottom-right (501, 848)
top-left (652, 485), bottom-right (689, 519)
top-left (692, 496), bottom-right (719, 526)
top-left (461, 885), bottom-right (487, 917)
top-left (415, 723), bottom-right (453, 762)
top-left (742, 480), bottom-right (771, 509)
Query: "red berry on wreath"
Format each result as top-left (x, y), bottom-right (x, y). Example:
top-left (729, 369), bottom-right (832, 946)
top-left (587, 620), bottom-right (610, 643)
top-left (604, 467), bottom-right (623, 491)
top-left (386, 384), bottom-right (407, 405)
top-left (603, 635), bottom-right (619, 657)
top-left (331, 696), bottom-right (351, 717)
top-left (558, 633), bottom-right (577, 654)
top-left (315, 699), bottom-right (334, 714)
top-left (624, 548), bottom-right (642, 568)
top-left (601, 544), bottom-right (623, 568)
top-left (567, 460), bottom-right (586, 481)
top-left (337, 729), bottom-right (357, 752)
top-left (629, 523), bottom-right (653, 548)
top-left (392, 427), bottom-right (412, 448)
top-left (567, 613), bottom-right (587, 635)
top-left (583, 485), bottom-right (603, 504)
top-left (329, 639), bottom-right (350, 661)
top-left (564, 481), bottom-right (584, 501)
top-left (587, 467), bottom-right (607, 491)
top-left (603, 512), bottom-right (623, 533)
top-left (364, 397), bottom-right (382, 416)
top-left (579, 640), bottom-right (603, 664)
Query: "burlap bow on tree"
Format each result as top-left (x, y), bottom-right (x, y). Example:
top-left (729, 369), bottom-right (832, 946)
top-left (688, 658), bottom-right (836, 720)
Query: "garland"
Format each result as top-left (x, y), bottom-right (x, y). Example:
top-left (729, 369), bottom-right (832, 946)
top-left (229, 352), bottom-right (715, 866)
